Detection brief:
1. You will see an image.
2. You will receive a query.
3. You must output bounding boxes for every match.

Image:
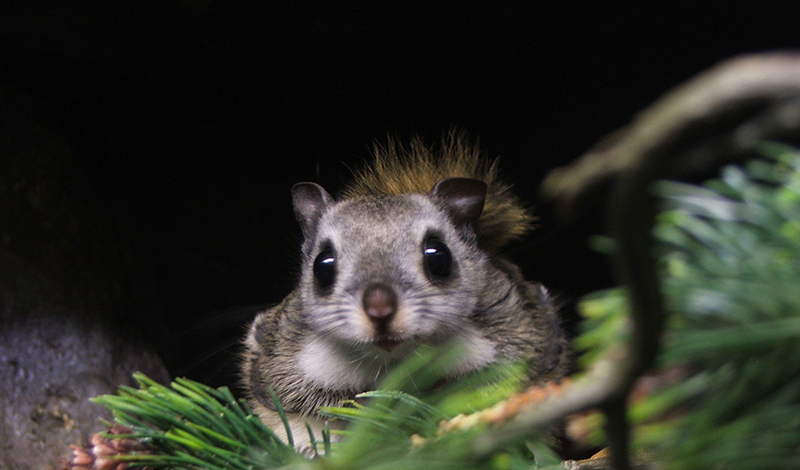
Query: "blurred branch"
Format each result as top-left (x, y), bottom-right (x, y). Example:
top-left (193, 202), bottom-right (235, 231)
top-left (524, 52), bottom-right (800, 469)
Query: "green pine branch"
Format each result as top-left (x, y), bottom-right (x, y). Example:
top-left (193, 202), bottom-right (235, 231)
top-left (86, 143), bottom-right (800, 470)
top-left (91, 374), bottom-right (302, 469)
top-left (575, 142), bottom-right (800, 469)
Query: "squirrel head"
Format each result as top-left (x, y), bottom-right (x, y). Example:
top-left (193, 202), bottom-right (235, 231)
top-left (290, 177), bottom-right (489, 354)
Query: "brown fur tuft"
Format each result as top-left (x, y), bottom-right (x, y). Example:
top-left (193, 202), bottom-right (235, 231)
top-left (343, 130), bottom-right (535, 251)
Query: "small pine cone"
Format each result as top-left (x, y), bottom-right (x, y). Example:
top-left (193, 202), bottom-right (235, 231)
top-left (63, 425), bottom-right (154, 470)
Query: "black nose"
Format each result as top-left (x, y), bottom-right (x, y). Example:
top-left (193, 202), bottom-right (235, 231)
top-left (362, 284), bottom-right (397, 326)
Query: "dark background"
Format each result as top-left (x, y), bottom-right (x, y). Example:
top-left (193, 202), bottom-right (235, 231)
top-left (3, 2), bottom-right (799, 389)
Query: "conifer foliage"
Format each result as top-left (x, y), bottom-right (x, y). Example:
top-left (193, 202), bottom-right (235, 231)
top-left (71, 143), bottom-right (800, 469)
top-left (575, 143), bottom-right (800, 469)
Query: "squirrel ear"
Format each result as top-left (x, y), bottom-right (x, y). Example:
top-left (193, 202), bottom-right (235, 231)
top-left (429, 177), bottom-right (487, 228)
top-left (291, 182), bottom-right (334, 238)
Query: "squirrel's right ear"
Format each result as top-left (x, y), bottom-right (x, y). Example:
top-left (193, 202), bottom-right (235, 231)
top-left (291, 182), bottom-right (334, 238)
top-left (429, 177), bottom-right (487, 228)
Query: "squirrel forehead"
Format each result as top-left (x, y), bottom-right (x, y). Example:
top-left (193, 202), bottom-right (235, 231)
top-left (314, 194), bottom-right (451, 244)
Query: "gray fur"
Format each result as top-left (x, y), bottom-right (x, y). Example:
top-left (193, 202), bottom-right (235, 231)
top-left (241, 175), bottom-right (569, 444)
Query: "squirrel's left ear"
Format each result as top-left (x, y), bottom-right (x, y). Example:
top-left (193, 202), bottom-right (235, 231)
top-left (292, 182), bottom-right (334, 239)
top-left (429, 177), bottom-right (486, 228)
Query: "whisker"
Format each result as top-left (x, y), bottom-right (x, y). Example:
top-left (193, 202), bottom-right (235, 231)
top-left (171, 305), bottom-right (269, 341)
top-left (348, 350), bottom-right (372, 366)
top-left (408, 374), bottom-right (419, 393)
top-left (175, 336), bottom-right (244, 384)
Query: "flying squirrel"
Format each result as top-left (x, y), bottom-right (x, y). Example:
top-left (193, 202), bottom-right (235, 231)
top-left (241, 131), bottom-right (569, 445)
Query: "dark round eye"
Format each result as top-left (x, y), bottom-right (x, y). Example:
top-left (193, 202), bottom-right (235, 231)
top-left (313, 246), bottom-right (336, 289)
top-left (423, 237), bottom-right (452, 280)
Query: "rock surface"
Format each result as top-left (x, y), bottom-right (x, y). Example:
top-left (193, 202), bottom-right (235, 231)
top-left (0, 88), bottom-right (169, 470)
